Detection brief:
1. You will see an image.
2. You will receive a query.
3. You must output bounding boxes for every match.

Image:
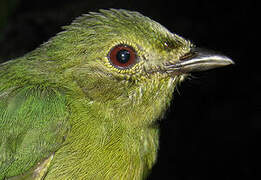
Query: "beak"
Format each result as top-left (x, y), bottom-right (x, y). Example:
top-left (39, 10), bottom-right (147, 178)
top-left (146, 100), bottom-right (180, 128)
top-left (167, 48), bottom-right (234, 73)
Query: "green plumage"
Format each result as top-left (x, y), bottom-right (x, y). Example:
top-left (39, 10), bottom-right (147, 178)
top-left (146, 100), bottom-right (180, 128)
top-left (0, 9), bottom-right (233, 179)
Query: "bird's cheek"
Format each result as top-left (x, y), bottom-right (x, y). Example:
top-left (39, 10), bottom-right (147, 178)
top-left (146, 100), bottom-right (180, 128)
top-left (73, 73), bottom-right (127, 103)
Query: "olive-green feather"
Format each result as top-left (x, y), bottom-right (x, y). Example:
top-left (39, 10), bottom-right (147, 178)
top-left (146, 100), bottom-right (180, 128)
top-left (0, 86), bottom-right (69, 179)
top-left (0, 8), bottom-right (191, 180)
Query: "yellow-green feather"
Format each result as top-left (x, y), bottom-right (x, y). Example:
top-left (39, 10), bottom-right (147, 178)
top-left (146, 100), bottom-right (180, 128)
top-left (0, 9), bottom-right (190, 179)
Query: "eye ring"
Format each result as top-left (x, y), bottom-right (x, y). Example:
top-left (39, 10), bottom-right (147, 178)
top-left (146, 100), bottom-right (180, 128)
top-left (108, 44), bottom-right (137, 69)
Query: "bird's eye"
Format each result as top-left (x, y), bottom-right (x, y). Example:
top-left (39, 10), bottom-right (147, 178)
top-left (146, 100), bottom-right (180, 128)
top-left (108, 44), bottom-right (137, 69)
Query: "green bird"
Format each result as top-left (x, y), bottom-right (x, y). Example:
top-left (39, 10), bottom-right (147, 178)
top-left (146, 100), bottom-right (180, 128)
top-left (0, 9), bottom-right (233, 180)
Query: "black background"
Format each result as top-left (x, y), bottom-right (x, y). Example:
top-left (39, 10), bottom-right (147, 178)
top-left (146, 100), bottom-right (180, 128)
top-left (0, 0), bottom-right (257, 179)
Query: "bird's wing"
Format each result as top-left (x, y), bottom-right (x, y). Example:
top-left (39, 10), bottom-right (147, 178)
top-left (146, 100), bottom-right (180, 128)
top-left (0, 87), bottom-right (70, 179)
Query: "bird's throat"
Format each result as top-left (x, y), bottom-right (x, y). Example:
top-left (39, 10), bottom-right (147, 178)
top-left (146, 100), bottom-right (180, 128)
top-left (46, 75), bottom-right (180, 179)
top-left (45, 100), bottom-right (159, 180)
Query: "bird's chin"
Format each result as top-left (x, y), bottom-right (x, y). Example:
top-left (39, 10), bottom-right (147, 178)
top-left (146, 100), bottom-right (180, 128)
top-left (143, 66), bottom-right (188, 83)
top-left (169, 73), bottom-right (188, 84)
top-left (160, 72), bottom-right (188, 85)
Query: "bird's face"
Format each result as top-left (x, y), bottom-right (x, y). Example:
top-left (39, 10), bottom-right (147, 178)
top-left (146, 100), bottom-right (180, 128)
top-left (56, 9), bottom-right (233, 127)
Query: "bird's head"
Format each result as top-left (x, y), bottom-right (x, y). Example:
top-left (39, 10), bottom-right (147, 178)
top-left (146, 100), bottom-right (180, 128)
top-left (41, 9), bottom-right (233, 127)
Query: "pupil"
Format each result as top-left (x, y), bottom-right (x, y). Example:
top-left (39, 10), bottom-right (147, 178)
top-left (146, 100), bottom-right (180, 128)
top-left (116, 49), bottom-right (130, 63)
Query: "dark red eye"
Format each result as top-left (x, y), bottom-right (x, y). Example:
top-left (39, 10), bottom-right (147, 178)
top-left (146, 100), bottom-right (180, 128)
top-left (108, 44), bottom-right (137, 69)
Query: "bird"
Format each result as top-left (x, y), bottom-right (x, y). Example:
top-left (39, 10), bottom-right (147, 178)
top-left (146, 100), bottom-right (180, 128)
top-left (0, 9), bottom-right (233, 180)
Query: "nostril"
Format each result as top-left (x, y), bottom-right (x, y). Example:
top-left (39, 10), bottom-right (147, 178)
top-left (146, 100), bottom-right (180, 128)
top-left (179, 52), bottom-right (197, 61)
